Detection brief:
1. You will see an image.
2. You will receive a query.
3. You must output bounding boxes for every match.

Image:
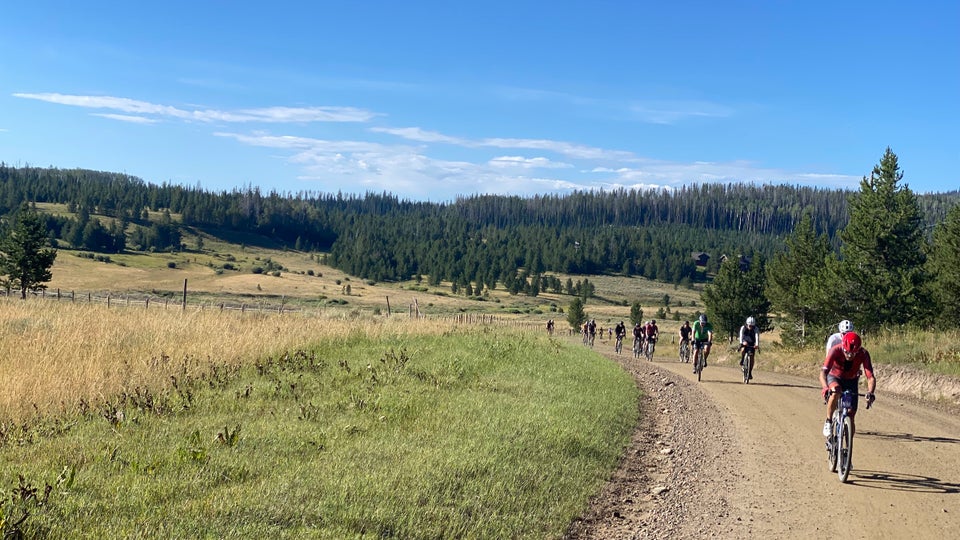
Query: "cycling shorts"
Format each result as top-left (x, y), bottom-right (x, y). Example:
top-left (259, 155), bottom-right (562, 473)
top-left (826, 376), bottom-right (860, 413)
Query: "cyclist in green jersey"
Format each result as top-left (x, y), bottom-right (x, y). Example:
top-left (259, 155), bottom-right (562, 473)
top-left (693, 314), bottom-right (714, 366)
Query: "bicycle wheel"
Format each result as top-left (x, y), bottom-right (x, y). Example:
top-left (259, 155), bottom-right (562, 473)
top-left (838, 415), bottom-right (854, 482)
top-left (827, 414), bottom-right (839, 473)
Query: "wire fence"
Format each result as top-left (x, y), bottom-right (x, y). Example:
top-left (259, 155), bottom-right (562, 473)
top-left (3, 284), bottom-right (547, 330)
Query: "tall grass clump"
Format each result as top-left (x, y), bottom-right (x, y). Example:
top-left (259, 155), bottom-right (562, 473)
top-left (0, 311), bottom-right (638, 539)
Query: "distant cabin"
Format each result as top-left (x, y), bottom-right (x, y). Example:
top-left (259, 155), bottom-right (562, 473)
top-left (719, 254), bottom-right (752, 271)
top-left (691, 252), bottom-right (710, 267)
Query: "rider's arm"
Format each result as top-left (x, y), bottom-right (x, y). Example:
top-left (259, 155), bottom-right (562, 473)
top-left (862, 351), bottom-right (877, 393)
top-left (739, 325), bottom-right (746, 344)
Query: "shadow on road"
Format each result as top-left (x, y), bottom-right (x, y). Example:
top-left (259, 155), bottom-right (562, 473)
top-left (847, 470), bottom-right (960, 494)
top-left (699, 378), bottom-right (817, 390)
top-left (858, 430), bottom-right (960, 444)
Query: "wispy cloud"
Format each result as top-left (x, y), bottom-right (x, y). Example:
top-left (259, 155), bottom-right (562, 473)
top-left (13, 93), bottom-right (377, 123)
top-left (489, 156), bottom-right (573, 169)
top-left (628, 101), bottom-right (735, 125)
top-left (92, 113), bottom-right (159, 124)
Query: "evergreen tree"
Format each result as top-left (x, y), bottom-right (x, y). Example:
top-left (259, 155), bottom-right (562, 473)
top-left (766, 213), bottom-right (834, 347)
top-left (630, 301), bottom-right (644, 327)
top-left (839, 148), bottom-right (932, 330)
top-left (566, 297), bottom-right (587, 330)
top-left (0, 204), bottom-right (58, 299)
top-left (929, 203), bottom-right (960, 325)
top-left (701, 256), bottom-right (769, 340)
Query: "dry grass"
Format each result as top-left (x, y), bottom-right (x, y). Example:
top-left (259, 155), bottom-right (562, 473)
top-left (0, 298), bottom-right (456, 423)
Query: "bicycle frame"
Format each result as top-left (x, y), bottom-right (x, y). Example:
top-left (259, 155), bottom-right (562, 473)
top-left (825, 389), bottom-right (872, 483)
top-left (741, 345), bottom-right (756, 383)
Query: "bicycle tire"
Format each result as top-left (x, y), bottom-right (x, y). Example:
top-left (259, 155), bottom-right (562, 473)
top-left (838, 415), bottom-right (853, 482)
top-left (827, 412), bottom-right (839, 473)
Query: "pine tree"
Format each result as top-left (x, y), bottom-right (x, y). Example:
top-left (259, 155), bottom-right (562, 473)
top-left (766, 213), bottom-right (834, 347)
top-left (566, 297), bottom-right (587, 330)
top-left (929, 203), bottom-right (960, 325)
top-left (702, 256), bottom-right (769, 340)
top-left (0, 204), bottom-right (58, 298)
top-left (630, 301), bottom-right (644, 326)
top-left (839, 148), bottom-right (932, 330)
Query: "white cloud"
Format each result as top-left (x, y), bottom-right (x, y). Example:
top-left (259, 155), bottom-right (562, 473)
top-left (92, 113), bottom-right (158, 124)
top-left (13, 93), bottom-right (376, 123)
top-left (370, 126), bottom-right (466, 144)
top-left (489, 156), bottom-right (573, 169)
top-left (628, 100), bottom-right (735, 125)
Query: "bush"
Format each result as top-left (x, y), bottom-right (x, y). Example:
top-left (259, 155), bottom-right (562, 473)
top-left (222, 263), bottom-right (236, 271)
top-left (251, 267), bottom-right (264, 274)
top-left (167, 261), bottom-right (177, 269)
top-left (271, 271), bottom-right (281, 277)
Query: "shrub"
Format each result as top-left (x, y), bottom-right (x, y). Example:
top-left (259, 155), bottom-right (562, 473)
top-left (167, 261), bottom-right (177, 269)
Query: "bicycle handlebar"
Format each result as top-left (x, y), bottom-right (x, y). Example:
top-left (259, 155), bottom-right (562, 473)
top-left (823, 389), bottom-right (874, 409)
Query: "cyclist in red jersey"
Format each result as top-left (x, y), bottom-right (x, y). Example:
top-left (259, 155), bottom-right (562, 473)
top-left (818, 332), bottom-right (877, 438)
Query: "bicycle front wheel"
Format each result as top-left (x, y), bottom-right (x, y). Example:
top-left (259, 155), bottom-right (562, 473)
top-left (838, 415), bottom-right (854, 482)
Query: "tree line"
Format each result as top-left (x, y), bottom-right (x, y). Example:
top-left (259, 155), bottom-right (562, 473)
top-left (700, 148), bottom-right (958, 343)
top-left (1, 149), bottom-right (957, 344)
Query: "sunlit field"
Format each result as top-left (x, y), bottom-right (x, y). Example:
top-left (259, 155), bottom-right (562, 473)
top-left (0, 298), bottom-right (453, 423)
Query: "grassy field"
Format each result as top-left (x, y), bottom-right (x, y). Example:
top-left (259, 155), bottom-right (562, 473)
top-left (0, 300), bottom-right (638, 538)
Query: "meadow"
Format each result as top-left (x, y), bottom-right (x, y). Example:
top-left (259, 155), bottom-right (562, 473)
top-left (0, 300), bottom-right (637, 538)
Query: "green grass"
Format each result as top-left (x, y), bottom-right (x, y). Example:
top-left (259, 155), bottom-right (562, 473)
top-left (0, 329), bottom-right (638, 539)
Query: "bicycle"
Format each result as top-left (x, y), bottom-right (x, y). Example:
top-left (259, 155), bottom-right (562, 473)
top-left (644, 338), bottom-right (656, 361)
top-left (615, 335), bottom-right (624, 355)
top-left (679, 339), bottom-right (691, 363)
top-left (740, 344), bottom-right (757, 383)
top-left (692, 340), bottom-right (709, 382)
top-left (633, 337), bottom-right (642, 359)
top-left (824, 389), bottom-right (873, 483)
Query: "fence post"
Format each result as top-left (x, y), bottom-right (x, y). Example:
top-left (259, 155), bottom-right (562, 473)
top-left (107, 295), bottom-right (111, 308)
top-left (71, 291), bottom-right (75, 302)
top-left (56, 288), bottom-right (60, 300)
top-left (386, 296), bottom-right (391, 316)
top-left (182, 279), bottom-right (188, 311)
top-left (145, 298), bottom-right (150, 309)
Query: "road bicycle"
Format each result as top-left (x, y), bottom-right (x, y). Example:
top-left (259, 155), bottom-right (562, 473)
top-left (644, 338), bottom-right (657, 361)
top-left (615, 335), bottom-right (624, 354)
top-left (679, 339), bottom-right (691, 363)
top-left (824, 389), bottom-right (873, 483)
top-left (633, 337), bottom-right (642, 359)
top-left (740, 344), bottom-right (757, 383)
top-left (692, 340), bottom-right (710, 382)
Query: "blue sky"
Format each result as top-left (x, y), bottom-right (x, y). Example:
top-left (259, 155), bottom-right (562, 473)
top-left (2, 1), bottom-right (957, 201)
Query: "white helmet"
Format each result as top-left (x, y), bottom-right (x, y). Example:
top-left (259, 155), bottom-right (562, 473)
top-left (746, 316), bottom-right (756, 326)
top-left (838, 320), bottom-right (853, 333)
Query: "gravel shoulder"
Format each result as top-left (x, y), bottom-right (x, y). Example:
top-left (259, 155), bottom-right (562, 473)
top-left (566, 347), bottom-right (960, 539)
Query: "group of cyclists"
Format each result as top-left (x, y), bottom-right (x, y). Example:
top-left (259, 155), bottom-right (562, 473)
top-left (565, 310), bottom-right (879, 474)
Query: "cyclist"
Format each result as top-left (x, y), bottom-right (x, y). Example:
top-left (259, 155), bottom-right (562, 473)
top-left (587, 319), bottom-right (597, 346)
top-left (632, 321), bottom-right (644, 356)
top-left (678, 320), bottom-right (692, 360)
top-left (614, 321), bottom-right (626, 352)
top-left (546, 319), bottom-right (555, 336)
top-left (819, 332), bottom-right (876, 438)
top-left (692, 314), bottom-right (714, 370)
top-left (825, 319), bottom-right (854, 354)
top-left (644, 319), bottom-right (660, 358)
top-left (739, 316), bottom-right (760, 379)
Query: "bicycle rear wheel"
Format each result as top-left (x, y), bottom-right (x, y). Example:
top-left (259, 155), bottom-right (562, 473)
top-left (838, 416), bottom-right (854, 482)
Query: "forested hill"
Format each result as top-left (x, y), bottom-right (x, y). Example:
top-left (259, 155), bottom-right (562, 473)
top-left (1, 164), bottom-right (956, 288)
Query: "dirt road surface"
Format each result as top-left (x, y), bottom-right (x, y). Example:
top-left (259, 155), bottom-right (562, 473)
top-left (566, 348), bottom-right (960, 539)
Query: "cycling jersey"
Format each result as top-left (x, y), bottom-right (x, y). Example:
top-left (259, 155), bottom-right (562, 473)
top-left (693, 320), bottom-right (713, 341)
top-left (679, 326), bottom-right (691, 340)
top-left (739, 325), bottom-right (759, 347)
top-left (645, 324), bottom-right (658, 338)
top-left (823, 346), bottom-right (874, 380)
